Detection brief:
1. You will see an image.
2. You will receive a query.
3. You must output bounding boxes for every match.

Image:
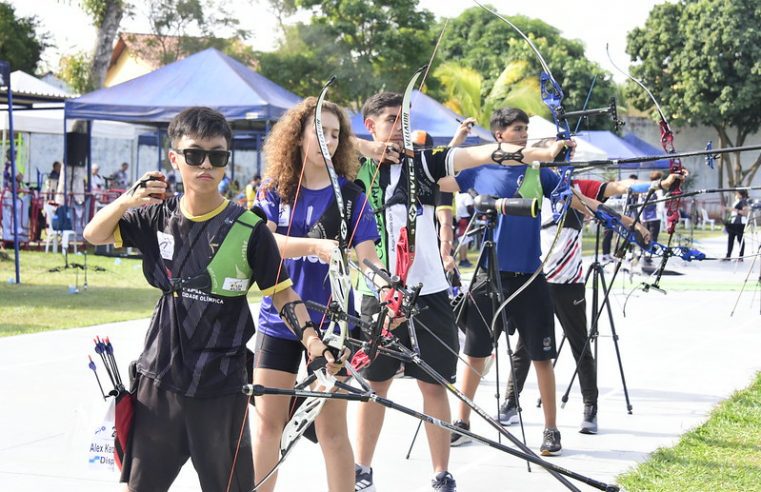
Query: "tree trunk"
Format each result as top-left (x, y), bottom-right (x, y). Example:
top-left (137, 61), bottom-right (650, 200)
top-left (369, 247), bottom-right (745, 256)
top-left (89, 1), bottom-right (125, 90)
top-left (743, 154), bottom-right (761, 186)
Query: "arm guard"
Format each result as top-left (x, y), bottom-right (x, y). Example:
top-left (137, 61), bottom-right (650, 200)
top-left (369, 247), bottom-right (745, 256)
top-left (279, 300), bottom-right (314, 341)
top-left (492, 142), bottom-right (524, 165)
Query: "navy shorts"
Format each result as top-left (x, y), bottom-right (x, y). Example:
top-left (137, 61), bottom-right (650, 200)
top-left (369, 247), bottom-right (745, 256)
top-left (460, 272), bottom-right (556, 360)
top-left (360, 291), bottom-right (459, 384)
top-left (254, 331), bottom-right (305, 374)
top-left (120, 376), bottom-right (254, 491)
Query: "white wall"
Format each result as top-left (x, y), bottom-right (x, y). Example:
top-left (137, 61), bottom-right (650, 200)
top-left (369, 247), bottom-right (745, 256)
top-left (623, 116), bottom-right (761, 219)
top-left (27, 133), bottom-right (136, 186)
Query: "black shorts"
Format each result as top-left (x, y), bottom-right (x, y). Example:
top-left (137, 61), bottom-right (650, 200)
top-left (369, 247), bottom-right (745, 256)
top-left (459, 272), bottom-right (556, 361)
top-left (254, 331), bottom-right (305, 374)
top-left (360, 291), bottom-right (459, 384)
top-left (254, 331), bottom-right (352, 376)
top-left (120, 376), bottom-right (254, 492)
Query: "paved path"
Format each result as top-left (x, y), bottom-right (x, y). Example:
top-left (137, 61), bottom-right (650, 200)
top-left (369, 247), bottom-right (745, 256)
top-left (1, 234), bottom-right (759, 491)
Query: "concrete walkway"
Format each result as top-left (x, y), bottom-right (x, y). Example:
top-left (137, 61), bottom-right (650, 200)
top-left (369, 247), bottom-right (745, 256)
top-left (1, 234), bottom-right (759, 491)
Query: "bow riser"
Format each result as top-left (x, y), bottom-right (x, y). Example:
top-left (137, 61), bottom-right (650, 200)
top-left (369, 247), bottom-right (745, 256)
top-left (399, 65), bottom-right (427, 262)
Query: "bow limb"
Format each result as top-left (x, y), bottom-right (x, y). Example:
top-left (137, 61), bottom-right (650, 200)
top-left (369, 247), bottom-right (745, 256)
top-left (315, 76), bottom-right (350, 358)
top-left (606, 44), bottom-right (684, 287)
top-left (470, 2), bottom-right (574, 326)
top-left (394, 64), bottom-right (428, 283)
top-left (471, 0), bottom-right (573, 220)
top-left (349, 21), bottom-right (449, 275)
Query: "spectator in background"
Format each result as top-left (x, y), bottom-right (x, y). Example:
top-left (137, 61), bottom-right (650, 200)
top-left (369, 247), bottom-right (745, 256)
top-left (218, 173), bottom-right (232, 197)
top-left (112, 162), bottom-right (130, 189)
top-left (45, 161), bottom-right (61, 199)
top-left (91, 164), bottom-right (105, 192)
top-left (2, 150), bottom-right (12, 190)
top-left (91, 164), bottom-right (106, 210)
top-left (414, 129), bottom-right (457, 275)
top-left (725, 190), bottom-right (750, 261)
top-left (245, 174), bottom-right (262, 209)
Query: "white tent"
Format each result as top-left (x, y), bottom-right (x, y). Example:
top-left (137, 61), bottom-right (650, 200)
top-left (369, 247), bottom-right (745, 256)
top-left (0, 71), bottom-right (140, 139)
top-left (528, 115), bottom-right (608, 162)
top-left (10, 70), bottom-right (71, 99)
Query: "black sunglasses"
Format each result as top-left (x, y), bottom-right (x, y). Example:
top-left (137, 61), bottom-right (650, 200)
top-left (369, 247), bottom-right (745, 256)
top-left (174, 148), bottom-right (231, 167)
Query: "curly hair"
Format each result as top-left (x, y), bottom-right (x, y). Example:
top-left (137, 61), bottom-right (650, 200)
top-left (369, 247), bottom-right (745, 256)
top-left (263, 97), bottom-right (357, 205)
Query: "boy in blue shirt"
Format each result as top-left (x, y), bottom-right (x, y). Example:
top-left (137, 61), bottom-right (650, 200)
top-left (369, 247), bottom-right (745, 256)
top-left (439, 108), bottom-right (649, 456)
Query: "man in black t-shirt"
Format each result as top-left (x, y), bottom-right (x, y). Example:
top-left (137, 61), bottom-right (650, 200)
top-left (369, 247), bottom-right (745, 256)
top-left (84, 107), bottom-right (342, 492)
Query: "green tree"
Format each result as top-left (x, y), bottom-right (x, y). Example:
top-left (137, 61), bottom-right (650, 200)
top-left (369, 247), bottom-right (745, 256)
top-left (145, 0), bottom-right (250, 65)
top-left (259, 0), bottom-right (436, 107)
top-left (0, 2), bottom-right (47, 73)
top-left (256, 23), bottom-right (329, 100)
top-left (432, 7), bottom-right (615, 129)
top-left (75, 0), bottom-right (249, 92)
top-left (626, 0), bottom-right (761, 188)
top-left (434, 60), bottom-right (546, 127)
top-left (268, 0), bottom-right (298, 34)
top-left (58, 51), bottom-right (92, 94)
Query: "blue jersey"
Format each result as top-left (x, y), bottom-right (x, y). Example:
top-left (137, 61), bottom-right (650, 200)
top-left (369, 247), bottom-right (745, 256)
top-left (456, 165), bottom-right (560, 274)
top-left (256, 176), bottom-right (379, 340)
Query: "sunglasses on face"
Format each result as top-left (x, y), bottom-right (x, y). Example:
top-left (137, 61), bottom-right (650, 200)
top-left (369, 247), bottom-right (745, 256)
top-left (174, 148), bottom-right (231, 167)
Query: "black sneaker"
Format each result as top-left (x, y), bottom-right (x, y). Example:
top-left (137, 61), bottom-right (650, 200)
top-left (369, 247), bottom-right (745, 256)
top-left (496, 400), bottom-right (519, 426)
top-left (355, 464), bottom-right (375, 491)
top-left (580, 404), bottom-right (598, 435)
top-left (450, 420), bottom-right (472, 446)
top-left (540, 428), bottom-right (562, 456)
top-left (432, 471), bottom-right (457, 491)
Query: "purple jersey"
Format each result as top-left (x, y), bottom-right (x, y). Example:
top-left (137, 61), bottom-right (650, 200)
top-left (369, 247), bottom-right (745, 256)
top-left (256, 176), bottom-right (379, 340)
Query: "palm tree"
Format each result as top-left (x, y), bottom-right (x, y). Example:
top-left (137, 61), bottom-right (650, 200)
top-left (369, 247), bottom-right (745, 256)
top-left (433, 60), bottom-right (550, 125)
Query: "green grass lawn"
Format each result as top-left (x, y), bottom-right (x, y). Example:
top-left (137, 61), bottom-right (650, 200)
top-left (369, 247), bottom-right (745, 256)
top-left (618, 372), bottom-right (761, 492)
top-left (0, 249), bottom-right (262, 337)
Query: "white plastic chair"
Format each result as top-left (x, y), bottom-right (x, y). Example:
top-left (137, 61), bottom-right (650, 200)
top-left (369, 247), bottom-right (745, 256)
top-left (699, 208), bottom-right (716, 230)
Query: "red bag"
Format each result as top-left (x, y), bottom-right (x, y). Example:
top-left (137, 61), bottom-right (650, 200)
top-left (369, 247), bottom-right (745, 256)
top-left (113, 388), bottom-right (135, 470)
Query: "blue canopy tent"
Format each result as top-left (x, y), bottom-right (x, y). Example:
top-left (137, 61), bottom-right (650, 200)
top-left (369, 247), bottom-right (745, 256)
top-left (576, 130), bottom-right (669, 170)
top-left (351, 90), bottom-right (493, 145)
top-left (63, 48), bottom-right (301, 197)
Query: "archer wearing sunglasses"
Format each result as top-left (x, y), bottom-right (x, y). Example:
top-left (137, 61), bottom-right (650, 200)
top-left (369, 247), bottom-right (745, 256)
top-left (173, 147), bottom-right (231, 167)
top-left (83, 106), bottom-right (340, 492)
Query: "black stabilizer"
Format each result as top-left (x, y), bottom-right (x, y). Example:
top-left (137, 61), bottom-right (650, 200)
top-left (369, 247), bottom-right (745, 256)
top-left (474, 195), bottom-right (538, 217)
